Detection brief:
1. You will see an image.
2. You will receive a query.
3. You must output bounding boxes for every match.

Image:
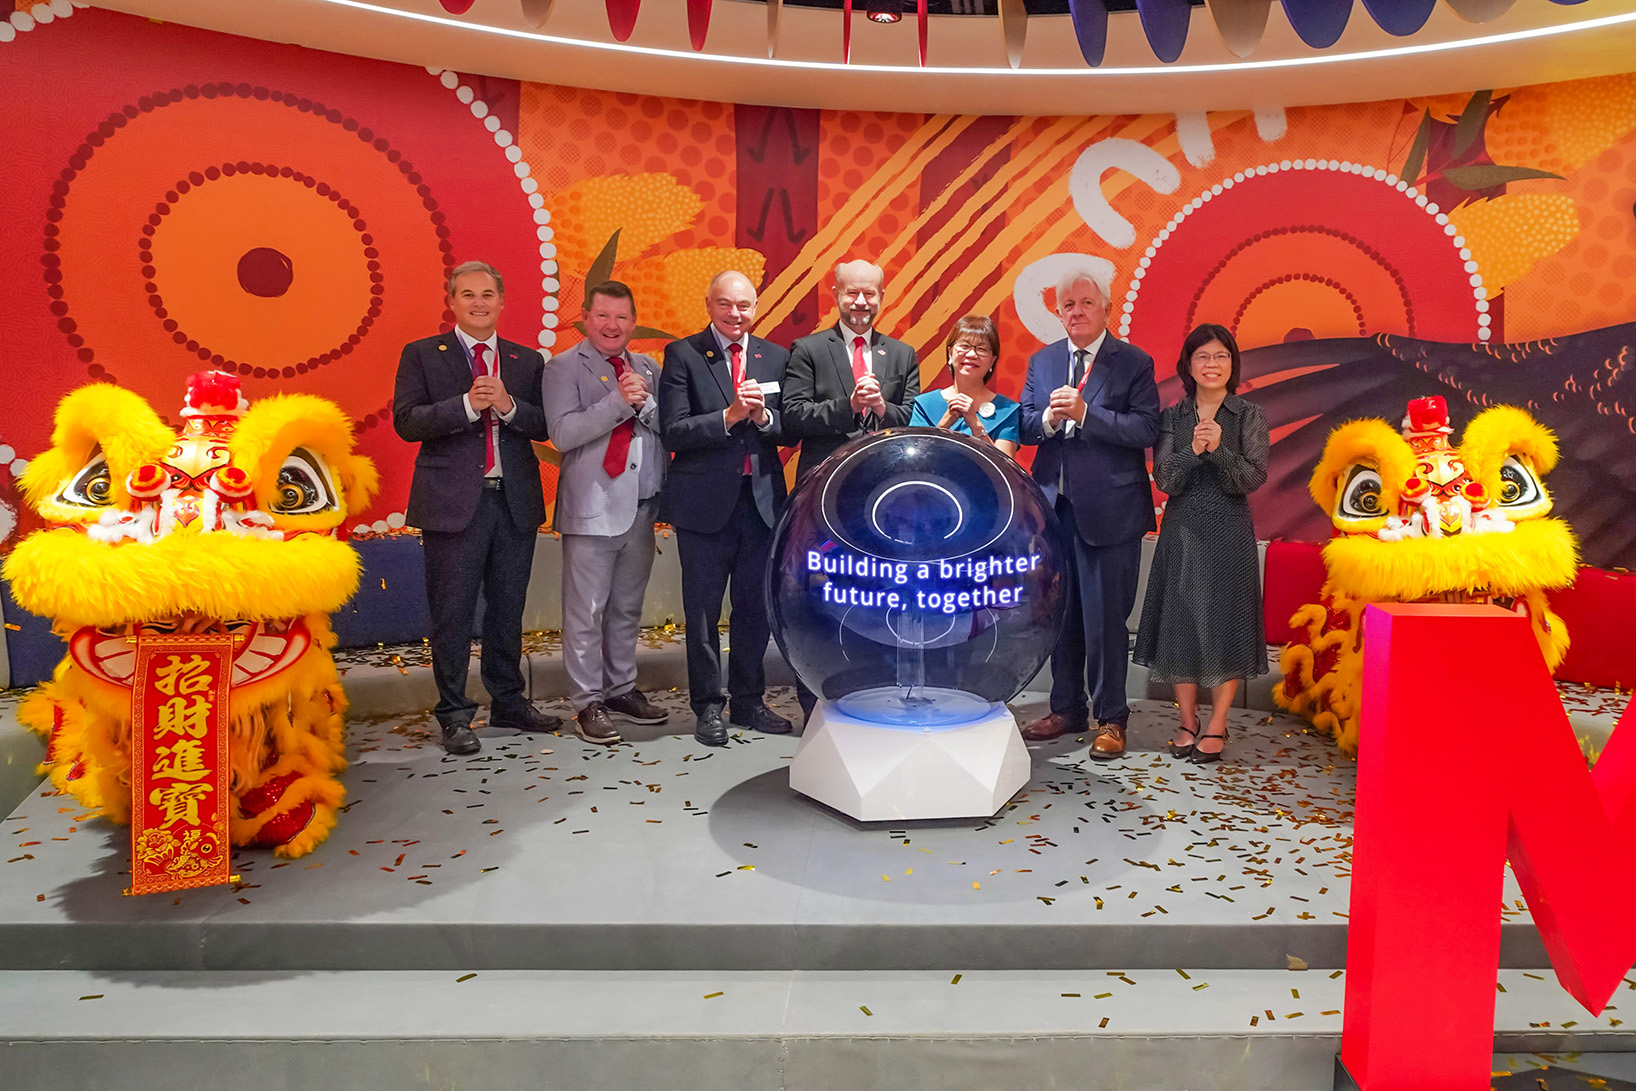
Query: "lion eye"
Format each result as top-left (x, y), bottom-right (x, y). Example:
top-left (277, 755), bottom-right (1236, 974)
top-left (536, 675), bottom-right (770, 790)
top-left (270, 449), bottom-right (337, 515)
top-left (1338, 466), bottom-right (1384, 519)
top-left (1497, 455), bottom-right (1542, 508)
top-left (59, 453), bottom-right (113, 508)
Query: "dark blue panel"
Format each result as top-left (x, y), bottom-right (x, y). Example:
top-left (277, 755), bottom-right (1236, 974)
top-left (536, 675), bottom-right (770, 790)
top-left (330, 536), bottom-right (431, 649)
top-left (1, 578), bottom-right (64, 690)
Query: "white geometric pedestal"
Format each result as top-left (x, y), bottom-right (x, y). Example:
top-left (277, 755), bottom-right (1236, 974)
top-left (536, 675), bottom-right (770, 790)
top-left (788, 701), bottom-right (1031, 822)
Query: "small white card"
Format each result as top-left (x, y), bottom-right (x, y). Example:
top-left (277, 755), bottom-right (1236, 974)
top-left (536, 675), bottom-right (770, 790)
top-left (756, 380), bottom-right (781, 394)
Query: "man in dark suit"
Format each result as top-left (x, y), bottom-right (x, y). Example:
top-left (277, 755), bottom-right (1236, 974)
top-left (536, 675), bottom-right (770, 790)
top-left (659, 271), bottom-right (795, 746)
top-left (1018, 264), bottom-right (1160, 760)
top-left (393, 260), bottom-right (562, 756)
top-left (781, 259), bottom-right (919, 482)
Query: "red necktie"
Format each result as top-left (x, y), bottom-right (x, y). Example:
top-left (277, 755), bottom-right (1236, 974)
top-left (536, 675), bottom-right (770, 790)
top-left (851, 335), bottom-right (868, 381)
top-left (471, 342), bottom-right (496, 475)
top-left (729, 342), bottom-right (751, 475)
top-left (603, 355), bottom-right (635, 479)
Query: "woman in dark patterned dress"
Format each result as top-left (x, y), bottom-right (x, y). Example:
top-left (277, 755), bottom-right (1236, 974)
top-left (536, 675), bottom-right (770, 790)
top-left (1133, 324), bottom-right (1270, 764)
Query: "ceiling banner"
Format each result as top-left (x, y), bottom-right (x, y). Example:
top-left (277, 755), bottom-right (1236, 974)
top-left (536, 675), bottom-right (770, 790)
top-left (1280, 0), bottom-right (1353, 48)
top-left (1361, 0), bottom-right (1436, 34)
top-left (1203, 0), bottom-right (1271, 55)
top-left (767, 0), bottom-right (782, 57)
top-left (519, 0), bottom-right (555, 28)
top-left (918, 0), bottom-right (929, 67)
top-left (1067, 0), bottom-right (1110, 66)
top-left (688, 0), bottom-right (712, 51)
top-left (606, 0), bottom-right (641, 42)
top-left (843, 0), bottom-right (853, 64)
top-left (1440, 0), bottom-right (1517, 19)
top-left (1136, 0), bottom-right (1194, 62)
top-left (997, 0), bottom-right (1029, 69)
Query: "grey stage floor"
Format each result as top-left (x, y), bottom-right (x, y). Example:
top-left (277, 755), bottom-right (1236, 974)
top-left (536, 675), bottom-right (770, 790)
top-left (0, 690), bottom-right (1556, 974)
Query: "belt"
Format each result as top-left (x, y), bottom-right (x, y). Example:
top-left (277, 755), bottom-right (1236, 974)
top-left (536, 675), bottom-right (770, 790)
top-left (482, 478), bottom-right (504, 490)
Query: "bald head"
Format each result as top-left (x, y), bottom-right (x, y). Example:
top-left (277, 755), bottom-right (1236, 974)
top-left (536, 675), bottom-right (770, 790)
top-left (705, 269), bottom-right (758, 342)
top-left (833, 259), bottom-right (885, 336)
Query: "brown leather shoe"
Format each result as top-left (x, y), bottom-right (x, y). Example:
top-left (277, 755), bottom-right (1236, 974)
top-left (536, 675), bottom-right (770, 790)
top-left (572, 703), bottom-right (623, 746)
top-left (1088, 721), bottom-right (1127, 761)
top-left (603, 688), bottom-right (669, 725)
top-left (1020, 711), bottom-right (1089, 741)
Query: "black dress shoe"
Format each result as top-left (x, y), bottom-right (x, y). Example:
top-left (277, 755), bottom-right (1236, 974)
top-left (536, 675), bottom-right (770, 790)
top-left (440, 722), bottom-right (481, 756)
top-left (490, 703), bottom-right (564, 734)
top-left (694, 707), bottom-right (729, 747)
top-left (730, 704), bottom-right (793, 735)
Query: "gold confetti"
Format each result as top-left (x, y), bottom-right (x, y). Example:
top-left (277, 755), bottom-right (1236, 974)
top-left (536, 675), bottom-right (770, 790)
top-left (1061, 993), bottom-right (1081, 998)
top-left (1098, 1017), bottom-right (1109, 1028)
top-left (1094, 992), bottom-right (1113, 999)
top-left (1175, 969), bottom-right (1191, 980)
top-left (456, 973), bottom-right (477, 983)
top-left (859, 1006), bottom-right (873, 1016)
top-left (704, 992), bottom-right (724, 999)
top-left (78, 994), bottom-right (103, 1001)
top-left (950, 974), bottom-right (962, 985)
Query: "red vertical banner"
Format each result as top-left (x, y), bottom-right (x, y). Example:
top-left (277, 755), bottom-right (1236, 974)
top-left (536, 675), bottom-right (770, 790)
top-left (735, 104), bottom-right (821, 347)
top-left (128, 633), bottom-right (237, 896)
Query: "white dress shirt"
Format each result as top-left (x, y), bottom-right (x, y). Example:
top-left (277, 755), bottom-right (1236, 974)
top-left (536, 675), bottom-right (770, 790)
top-left (455, 326), bottom-right (518, 479)
top-left (1042, 328), bottom-right (1109, 439)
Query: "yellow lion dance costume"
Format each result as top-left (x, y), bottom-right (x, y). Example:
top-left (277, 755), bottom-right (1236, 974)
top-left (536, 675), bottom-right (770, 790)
top-left (1275, 395), bottom-right (1578, 756)
top-left (3, 372), bottom-right (377, 857)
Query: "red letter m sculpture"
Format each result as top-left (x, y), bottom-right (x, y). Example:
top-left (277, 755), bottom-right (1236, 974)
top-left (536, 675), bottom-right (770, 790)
top-left (1343, 603), bottom-right (1636, 1090)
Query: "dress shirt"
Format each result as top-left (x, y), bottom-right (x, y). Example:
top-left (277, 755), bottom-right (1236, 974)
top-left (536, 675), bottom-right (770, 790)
top-left (712, 325), bottom-right (776, 436)
top-left (1042, 328), bottom-right (1109, 439)
top-left (454, 325), bottom-right (519, 479)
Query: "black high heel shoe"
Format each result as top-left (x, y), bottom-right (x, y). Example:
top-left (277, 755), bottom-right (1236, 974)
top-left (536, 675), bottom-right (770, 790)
top-left (1167, 715), bottom-right (1200, 759)
top-left (1188, 725), bottom-right (1229, 765)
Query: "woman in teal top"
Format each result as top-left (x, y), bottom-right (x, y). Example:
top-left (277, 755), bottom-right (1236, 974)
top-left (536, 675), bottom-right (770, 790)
top-left (909, 314), bottom-right (1022, 456)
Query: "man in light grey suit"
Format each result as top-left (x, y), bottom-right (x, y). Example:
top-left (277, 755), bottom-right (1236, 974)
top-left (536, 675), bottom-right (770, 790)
top-left (542, 281), bottom-right (669, 745)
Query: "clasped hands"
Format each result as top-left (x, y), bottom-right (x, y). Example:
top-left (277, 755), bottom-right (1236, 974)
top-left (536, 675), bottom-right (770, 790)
top-left (468, 374), bottom-right (515, 416)
top-left (725, 379), bottom-right (769, 427)
top-left (1042, 385), bottom-right (1087, 429)
top-left (849, 373), bottom-right (886, 417)
top-left (1192, 417), bottom-right (1222, 455)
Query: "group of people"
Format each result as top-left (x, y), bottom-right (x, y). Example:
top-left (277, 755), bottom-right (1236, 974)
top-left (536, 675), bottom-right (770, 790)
top-left (393, 256), bottom-right (1270, 765)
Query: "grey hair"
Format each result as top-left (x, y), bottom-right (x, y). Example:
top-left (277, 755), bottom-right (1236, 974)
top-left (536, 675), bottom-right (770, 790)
top-left (446, 260), bottom-right (505, 298)
top-left (1054, 264), bottom-right (1109, 308)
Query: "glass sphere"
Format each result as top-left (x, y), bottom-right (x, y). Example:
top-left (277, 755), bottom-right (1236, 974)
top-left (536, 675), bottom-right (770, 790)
top-left (768, 427), bottom-right (1069, 727)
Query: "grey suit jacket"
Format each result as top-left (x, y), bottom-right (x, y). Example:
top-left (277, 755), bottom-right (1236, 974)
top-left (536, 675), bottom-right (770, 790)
top-left (542, 340), bottom-right (664, 537)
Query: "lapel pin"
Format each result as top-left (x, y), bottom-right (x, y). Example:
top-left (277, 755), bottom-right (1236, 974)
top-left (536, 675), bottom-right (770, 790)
top-left (438, 344), bottom-right (447, 351)
top-left (508, 352), bottom-right (518, 359)
top-left (876, 349), bottom-right (885, 356)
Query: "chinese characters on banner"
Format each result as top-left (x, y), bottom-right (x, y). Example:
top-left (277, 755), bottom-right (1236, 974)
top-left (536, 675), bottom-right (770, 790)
top-left (128, 633), bottom-right (236, 896)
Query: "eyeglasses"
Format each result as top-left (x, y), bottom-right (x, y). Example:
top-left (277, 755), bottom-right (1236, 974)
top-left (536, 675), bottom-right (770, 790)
top-left (951, 341), bottom-right (994, 357)
top-left (1192, 352), bottom-right (1233, 365)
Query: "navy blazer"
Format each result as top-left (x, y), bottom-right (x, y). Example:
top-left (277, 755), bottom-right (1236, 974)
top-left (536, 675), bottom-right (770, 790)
top-left (392, 332), bottom-right (549, 534)
top-left (1019, 334), bottom-right (1161, 546)
top-left (658, 328), bottom-right (790, 534)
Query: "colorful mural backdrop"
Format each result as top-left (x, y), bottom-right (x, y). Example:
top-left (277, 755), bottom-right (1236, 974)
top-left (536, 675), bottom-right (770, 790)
top-left (2, 7), bottom-right (1634, 565)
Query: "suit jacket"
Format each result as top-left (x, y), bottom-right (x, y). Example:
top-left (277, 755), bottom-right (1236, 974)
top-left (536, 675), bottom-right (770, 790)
top-left (392, 332), bottom-right (548, 534)
top-left (658, 328), bottom-right (789, 534)
top-left (542, 340), bottom-right (664, 538)
top-left (1019, 334), bottom-right (1161, 546)
top-left (782, 325), bottom-right (919, 480)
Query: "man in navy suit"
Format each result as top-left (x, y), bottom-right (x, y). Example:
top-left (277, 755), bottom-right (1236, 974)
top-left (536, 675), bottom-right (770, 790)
top-left (659, 271), bottom-right (795, 746)
top-left (393, 260), bottom-right (561, 756)
top-left (1018, 264), bottom-right (1160, 760)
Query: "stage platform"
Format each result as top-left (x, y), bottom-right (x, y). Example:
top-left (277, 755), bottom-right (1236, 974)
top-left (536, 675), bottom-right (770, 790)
top-left (2, 679), bottom-right (1634, 1089)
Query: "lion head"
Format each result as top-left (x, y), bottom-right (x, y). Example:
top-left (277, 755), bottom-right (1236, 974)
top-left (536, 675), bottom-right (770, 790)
top-left (1308, 395), bottom-right (1577, 666)
top-left (3, 372), bottom-right (378, 701)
